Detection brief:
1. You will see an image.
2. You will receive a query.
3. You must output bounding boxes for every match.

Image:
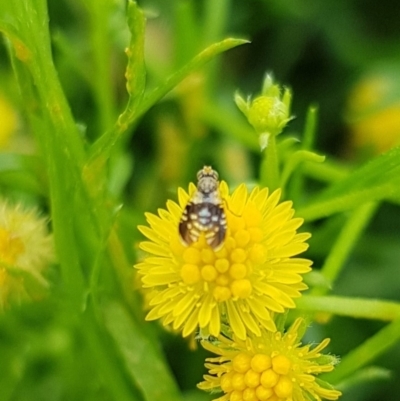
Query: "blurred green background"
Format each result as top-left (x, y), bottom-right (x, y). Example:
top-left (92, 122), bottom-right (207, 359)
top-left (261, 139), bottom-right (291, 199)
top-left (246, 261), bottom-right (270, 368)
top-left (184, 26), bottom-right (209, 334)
top-left (1, 0), bottom-right (400, 401)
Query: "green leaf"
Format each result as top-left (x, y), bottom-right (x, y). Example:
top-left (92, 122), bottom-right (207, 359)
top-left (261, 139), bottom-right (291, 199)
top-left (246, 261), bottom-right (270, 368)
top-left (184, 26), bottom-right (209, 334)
top-left (103, 302), bottom-right (182, 401)
top-left (336, 366), bottom-right (391, 391)
top-left (136, 38), bottom-right (248, 119)
top-left (85, 0), bottom-right (117, 132)
top-left (323, 318), bottom-right (400, 384)
top-left (297, 145), bottom-right (400, 221)
top-left (311, 202), bottom-right (378, 296)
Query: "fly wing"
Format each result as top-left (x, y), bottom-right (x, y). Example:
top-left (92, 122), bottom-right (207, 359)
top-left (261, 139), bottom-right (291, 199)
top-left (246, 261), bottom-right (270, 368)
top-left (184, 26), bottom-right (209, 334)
top-left (179, 202), bottom-right (226, 249)
top-left (179, 202), bottom-right (195, 245)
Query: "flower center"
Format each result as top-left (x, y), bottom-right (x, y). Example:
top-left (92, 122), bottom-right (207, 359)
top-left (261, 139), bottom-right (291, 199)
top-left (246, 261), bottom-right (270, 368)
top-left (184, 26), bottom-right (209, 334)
top-left (221, 352), bottom-right (293, 401)
top-left (178, 201), bottom-right (268, 303)
top-left (0, 227), bottom-right (24, 265)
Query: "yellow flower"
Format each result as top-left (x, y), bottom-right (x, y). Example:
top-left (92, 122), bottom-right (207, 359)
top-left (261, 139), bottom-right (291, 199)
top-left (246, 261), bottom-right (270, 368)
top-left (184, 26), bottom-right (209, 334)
top-left (136, 181), bottom-right (311, 340)
top-left (198, 318), bottom-right (342, 401)
top-left (0, 200), bottom-right (54, 308)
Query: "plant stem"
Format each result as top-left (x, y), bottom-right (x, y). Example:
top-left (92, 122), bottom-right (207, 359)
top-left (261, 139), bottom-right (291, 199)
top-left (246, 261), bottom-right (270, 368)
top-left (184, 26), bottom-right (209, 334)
top-left (296, 295), bottom-right (400, 321)
top-left (260, 134), bottom-right (279, 190)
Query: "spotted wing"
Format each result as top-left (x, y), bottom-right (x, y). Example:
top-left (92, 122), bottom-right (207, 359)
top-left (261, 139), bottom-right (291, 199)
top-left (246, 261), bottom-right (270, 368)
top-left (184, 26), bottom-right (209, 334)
top-left (179, 202), bottom-right (226, 249)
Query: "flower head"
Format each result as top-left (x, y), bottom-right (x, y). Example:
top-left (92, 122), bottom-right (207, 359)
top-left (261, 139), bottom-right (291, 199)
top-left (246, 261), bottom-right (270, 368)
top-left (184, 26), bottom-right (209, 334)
top-left (198, 318), bottom-right (342, 401)
top-left (0, 200), bottom-right (54, 308)
top-left (136, 178), bottom-right (311, 340)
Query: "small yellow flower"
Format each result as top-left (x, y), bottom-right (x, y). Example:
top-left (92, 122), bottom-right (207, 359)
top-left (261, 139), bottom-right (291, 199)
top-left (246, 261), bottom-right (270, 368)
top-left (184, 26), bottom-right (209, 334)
top-left (0, 200), bottom-right (54, 308)
top-left (198, 318), bottom-right (342, 401)
top-left (136, 180), bottom-right (311, 340)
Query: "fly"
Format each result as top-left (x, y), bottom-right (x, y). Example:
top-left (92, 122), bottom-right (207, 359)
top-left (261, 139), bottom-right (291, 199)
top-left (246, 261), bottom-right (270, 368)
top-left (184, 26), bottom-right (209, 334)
top-left (179, 166), bottom-right (227, 249)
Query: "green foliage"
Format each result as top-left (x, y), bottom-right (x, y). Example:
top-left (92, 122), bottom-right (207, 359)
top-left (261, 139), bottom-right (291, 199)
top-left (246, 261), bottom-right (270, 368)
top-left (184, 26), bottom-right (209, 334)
top-left (0, 0), bottom-right (400, 400)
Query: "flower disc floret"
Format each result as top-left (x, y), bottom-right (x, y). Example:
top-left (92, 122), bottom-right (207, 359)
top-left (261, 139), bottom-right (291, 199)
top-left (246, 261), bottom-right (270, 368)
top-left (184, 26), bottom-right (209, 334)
top-left (136, 181), bottom-right (312, 340)
top-left (198, 318), bottom-right (342, 401)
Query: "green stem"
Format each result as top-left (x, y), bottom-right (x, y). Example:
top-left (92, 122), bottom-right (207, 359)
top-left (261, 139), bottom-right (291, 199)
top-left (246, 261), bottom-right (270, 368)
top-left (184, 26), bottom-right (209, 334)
top-left (260, 134), bottom-right (279, 190)
top-left (312, 202), bottom-right (378, 296)
top-left (302, 105), bottom-right (318, 150)
top-left (289, 105), bottom-right (318, 200)
top-left (296, 295), bottom-right (400, 321)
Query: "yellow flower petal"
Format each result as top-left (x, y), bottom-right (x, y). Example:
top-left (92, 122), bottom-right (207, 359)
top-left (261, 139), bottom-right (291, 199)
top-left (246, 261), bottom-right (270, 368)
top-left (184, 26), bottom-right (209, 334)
top-left (198, 294), bottom-right (214, 328)
top-left (139, 241), bottom-right (170, 257)
top-left (226, 301), bottom-right (246, 340)
top-left (209, 304), bottom-right (221, 337)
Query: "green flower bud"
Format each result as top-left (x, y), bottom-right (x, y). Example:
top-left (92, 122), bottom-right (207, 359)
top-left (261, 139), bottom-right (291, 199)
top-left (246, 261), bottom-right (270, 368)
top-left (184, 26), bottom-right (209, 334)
top-left (235, 75), bottom-right (293, 150)
top-left (247, 95), bottom-right (289, 134)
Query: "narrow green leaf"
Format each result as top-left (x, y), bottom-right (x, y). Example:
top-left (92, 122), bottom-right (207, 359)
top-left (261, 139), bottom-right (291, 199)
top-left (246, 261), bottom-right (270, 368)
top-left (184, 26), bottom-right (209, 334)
top-left (312, 202), bottom-right (378, 296)
top-left (138, 38), bottom-right (249, 119)
top-left (104, 302), bottom-right (182, 401)
top-left (90, 37), bottom-right (249, 162)
top-left (46, 130), bottom-right (86, 302)
top-left (323, 318), bottom-right (400, 384)
top-left (85, 0), bottom-right (116, 132)
top-left (2, 0), bottom-right (88, 302)
top-left (125, 0), bottom-right (146, 102)
top-left (297, 145), bottom-right (400, 221)
top-left (83, 310), bottom-right (141, 401)
top-left (288, 106), bottom-right (318, 200)
top-left (336, 366), bottom-right (391, 391)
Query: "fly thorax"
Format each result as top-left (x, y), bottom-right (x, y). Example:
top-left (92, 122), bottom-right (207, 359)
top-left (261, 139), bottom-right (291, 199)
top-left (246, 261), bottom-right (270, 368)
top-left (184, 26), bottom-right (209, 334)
top-left (197, 176), bottom-right (218, 194)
